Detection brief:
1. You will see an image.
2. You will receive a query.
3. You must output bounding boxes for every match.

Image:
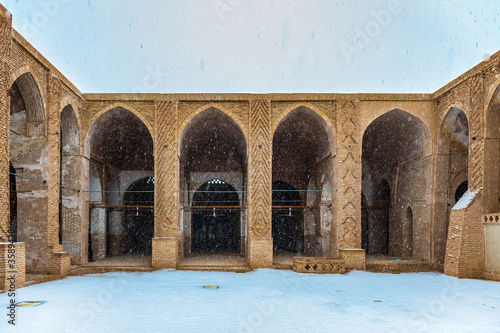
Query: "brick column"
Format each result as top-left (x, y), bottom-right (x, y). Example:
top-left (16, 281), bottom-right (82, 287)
top-left (47, 73), bottom-right (62, 251)
top-left (152, 100), bottom-right (179, 268)
top-left (41, 72), bottom-right (70, 275)
top-left (247, 100), bottom-right (273, 268)
top-left (0, 5), bottom-right (12, 244)
top-left (336, 101), bottom-right (362, 250)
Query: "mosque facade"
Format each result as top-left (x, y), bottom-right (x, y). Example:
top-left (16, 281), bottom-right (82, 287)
top-left (1, 3), bottom-right (500, 290)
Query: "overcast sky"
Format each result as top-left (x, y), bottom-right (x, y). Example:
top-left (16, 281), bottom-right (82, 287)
top-left (3, 0), bottom-right (500, 93)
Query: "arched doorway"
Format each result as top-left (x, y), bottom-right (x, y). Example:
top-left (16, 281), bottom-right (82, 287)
top-left (85, 107), bottom-right (154, 263)
top-left (191, 179), bottom-right (240, 253)
top-left (179, 107), bottom-right (247, 258)
top-left (362, 109), bottom-right (430, 259)
top-left (122, 177), bottom-right (154, 255)
top-left (272, 181), bottom-right (303, 254)
top-left (272, 106), bottom-right (336, 258)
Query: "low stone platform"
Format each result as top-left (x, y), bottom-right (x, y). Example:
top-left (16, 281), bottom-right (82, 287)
top-left (366, 255), bottom-right (435, 273)
top-left (176, 254), bottom-right (251, 273)
top-left (69, 254), bottom-right (154, 275)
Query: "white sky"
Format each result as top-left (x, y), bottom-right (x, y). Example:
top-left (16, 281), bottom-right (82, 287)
top-left (3, 0), bottom-right (500, 93)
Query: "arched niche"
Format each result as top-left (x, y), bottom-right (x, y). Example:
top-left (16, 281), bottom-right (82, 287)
top-left (362, 109), bottom-right (430, 259)
top-left (434, 107), bottom-right (469, 263)
top-left (59, 105), bottom-right (83, 261)
top-left (84, 107), bottom-right (154, 262)
top-left (272, 106), bottom-right (337, 258)
top-left (179, 107), bottom-right (247, 258)
top-left (9, 71), bottom-right (48, 272)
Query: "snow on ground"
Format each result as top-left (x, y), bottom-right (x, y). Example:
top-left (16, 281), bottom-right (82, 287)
top-left (1, 269), bottom-right (499, 333)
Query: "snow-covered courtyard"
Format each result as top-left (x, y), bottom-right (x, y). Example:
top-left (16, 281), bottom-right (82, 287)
top-left (1, 269), bottom-right (499, 332)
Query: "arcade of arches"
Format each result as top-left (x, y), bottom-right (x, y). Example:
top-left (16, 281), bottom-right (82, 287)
top-left (1, 6), bottom-right (500, 290)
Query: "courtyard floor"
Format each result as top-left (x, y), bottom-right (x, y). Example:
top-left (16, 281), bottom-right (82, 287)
top-left (1, 269), bottom-right (499, 332)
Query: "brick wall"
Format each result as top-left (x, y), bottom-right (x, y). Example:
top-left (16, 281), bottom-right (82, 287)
top-left (444, 189), bottom-right (485, 278)
top-left (0, 4), bottom-right (12, 244)
top-left (0, 242), bottom-right (25, 291)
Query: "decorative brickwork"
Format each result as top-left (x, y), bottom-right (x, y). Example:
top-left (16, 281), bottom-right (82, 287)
top-left (293, 257), bottom-right (346, 274)
top-left (248, 100), bottom-right (273, 267)
top-left (468, 74), bottom-right (485, 191)
top-left (153, 101), bottom-right (178, 268)
top-left (154, 101), bottom-right (177, 236)
top-left (249, 100), bottom-right (272, 237)
top-left (336, 101), bottom-right (361, 249)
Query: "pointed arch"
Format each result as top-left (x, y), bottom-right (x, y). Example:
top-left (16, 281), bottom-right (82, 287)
top-left (179, 106), bottom-right (248, 258)
top-left (87, 102), bottom-right (153, 139)
top-left (363, 108), bottom-right (431, 157)
top-left (61, 105), bottom-right (80, 154)
top-left (59, 95), bottom-right (82, 143)
top-left (438, 107), bottom-right (469, 155)
top-left (10, 69), bottom-right (45, 134)
top-left (179, 106), bottom-right (247, 171)
top-left (84, 106), bottom-right (154, 167)
top-left (179, 103), bottom-right (248, 143)
top-left (10, 65), bottom-right (46, 111)
top-left (272, 104), bottom-right (336, 150)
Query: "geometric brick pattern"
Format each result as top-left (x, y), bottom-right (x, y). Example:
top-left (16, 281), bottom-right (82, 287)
top-left (248, 100), bottom-right (272, 238)
top-left (468, 73), bottom-right (485, 191)
top-left (154, 100), bottom-right (178, 237)
top-left (336, 101), bottom-right (361, 249)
